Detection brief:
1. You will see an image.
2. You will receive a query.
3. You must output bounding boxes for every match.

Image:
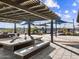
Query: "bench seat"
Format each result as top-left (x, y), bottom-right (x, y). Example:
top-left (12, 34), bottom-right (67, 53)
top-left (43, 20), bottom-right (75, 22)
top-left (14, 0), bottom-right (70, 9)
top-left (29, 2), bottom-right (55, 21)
top-left (1, 39), bottom-right (34, 51)
top-left (14, 41), bottom-right (50, 59)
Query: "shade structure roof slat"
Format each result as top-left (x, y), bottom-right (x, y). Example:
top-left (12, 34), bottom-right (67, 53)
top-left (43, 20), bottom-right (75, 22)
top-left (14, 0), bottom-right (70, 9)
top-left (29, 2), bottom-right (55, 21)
top-left (8, 14), bottom-right (40, 20)
top-left (0, 0), bottom-right (60, 23)
top-left (4, 11), bottom-right (26, 16)
top-left (0, 17), bottom-right (21, 23)
top-left (37, 10), bottom-right (51, 14)
top-left (35, 7), bottom-right (48, 12)
top-left (20, 0), bottom-right (40, 6)
top-left (28, 4), bottom-right (45, 10)
top-left (0, 3), bottom-right (8, 8)
top-left (1, 10), bottom-right (21, 15)
top-left (0, 7), bottom-right (17, 13)
top-left (0, 6), bottom-right (12, 11)
top-left (42, 12), bottom-right (52, 15)
top-left (11, 0), bottom-right (29, 4)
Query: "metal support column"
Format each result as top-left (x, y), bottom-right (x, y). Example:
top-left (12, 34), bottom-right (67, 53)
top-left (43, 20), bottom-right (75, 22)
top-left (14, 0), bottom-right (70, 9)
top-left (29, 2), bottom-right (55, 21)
top-left (73, 19), bottom-right (75, 35)
top-left (55, 20), bottom-right (57, 37)
top-left (51, 20), bottom-right (53, 43)
top-left (28, 20), bottom-right (31, 36)
top-left (45, 23), bottom-right (47, 34)
top-left (23, 26), bottom-right (25, 33)
top-left (14, 23), bottom-right (17, 33)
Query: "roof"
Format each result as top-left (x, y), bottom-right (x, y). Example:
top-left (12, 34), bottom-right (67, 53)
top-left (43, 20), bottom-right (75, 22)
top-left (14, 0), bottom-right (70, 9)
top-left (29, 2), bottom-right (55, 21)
top-left (31, 19), bottom-right (73, 26)
top-left (0, 0), bottom-right (59, 23)
top-left (56, 19), bottom-right (69, 24)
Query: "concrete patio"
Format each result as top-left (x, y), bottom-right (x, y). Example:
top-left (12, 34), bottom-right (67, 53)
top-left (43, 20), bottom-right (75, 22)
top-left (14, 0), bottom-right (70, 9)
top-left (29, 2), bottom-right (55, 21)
top-left (0, 34), bottom-right (79, 59)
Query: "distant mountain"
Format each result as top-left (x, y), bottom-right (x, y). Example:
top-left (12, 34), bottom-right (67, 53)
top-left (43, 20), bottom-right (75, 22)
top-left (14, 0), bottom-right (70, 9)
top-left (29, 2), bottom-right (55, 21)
top-left (0, 28), bottom-right (13, 29)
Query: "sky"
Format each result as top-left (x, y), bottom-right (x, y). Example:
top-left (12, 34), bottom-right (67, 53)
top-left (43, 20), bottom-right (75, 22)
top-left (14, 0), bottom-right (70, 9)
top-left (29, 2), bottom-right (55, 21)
top-left (42, 0), bottom-right (79, 22)
top-left (0, 0), bottom-right (79, 28)
top-left (40, 0), bottom-right (79, 28)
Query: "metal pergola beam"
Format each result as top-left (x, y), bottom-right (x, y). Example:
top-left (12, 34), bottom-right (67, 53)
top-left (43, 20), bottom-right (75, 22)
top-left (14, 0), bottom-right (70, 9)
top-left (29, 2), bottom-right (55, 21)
top-left (0, 6), bottom-right (12, 11)
top-left (0, 17), bottom-right (20, 23)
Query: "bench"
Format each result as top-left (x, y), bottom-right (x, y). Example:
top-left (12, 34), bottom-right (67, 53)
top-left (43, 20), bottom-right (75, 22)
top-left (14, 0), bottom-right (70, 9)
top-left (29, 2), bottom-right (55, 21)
top-left (2, 39), bottom-right (34, 51)
top-left (14, 41), bottom-right (50, 59)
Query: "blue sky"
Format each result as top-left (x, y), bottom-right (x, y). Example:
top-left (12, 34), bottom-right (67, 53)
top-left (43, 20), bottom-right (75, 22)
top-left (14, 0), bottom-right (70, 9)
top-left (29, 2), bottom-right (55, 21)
top-left (42, 0), bottom-right (79, 28)
top-left (42, 0), bottom-right (79, 22)
top-left (0, 0), bottom-right (79, 28)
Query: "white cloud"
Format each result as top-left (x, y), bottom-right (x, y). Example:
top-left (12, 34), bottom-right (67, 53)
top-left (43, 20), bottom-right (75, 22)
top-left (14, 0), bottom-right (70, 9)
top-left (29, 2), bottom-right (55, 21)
top-left (42, 0), bottom-right (60, 9)
top-left (72, 2), bottom-right (77, 6)
top-left (75, 0), bottom-right (79, 3)
top-left (72, 10), bottom-right (77, 13)
top-left (65, 10), bottom-right (69, 14)
top-left (61, 14), bottom-right (72, 23)
top-left (55, 12), bottom-right (62, 17)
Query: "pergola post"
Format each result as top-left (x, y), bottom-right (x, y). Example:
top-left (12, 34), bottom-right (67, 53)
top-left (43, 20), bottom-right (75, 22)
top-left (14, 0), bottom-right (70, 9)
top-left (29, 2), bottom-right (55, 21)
top-left (73, 19), bottom-right (75, 35)
top-left (28, 20), bottom-right (31, 36)
top-left (23, 26), bottom-right (25, 33)
top-left (45, 24), bottom-right (47, 34)
top-left (14, 23), bottom-right (17, 33)
top-left (51, 20), bottom-right (54, 43)
top-left (55, 20), bottom-right (57, 37)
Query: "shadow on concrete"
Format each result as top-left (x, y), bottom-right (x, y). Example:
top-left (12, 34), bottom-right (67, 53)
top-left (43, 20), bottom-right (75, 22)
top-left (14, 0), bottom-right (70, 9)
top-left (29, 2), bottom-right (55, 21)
top-left (67, 45), bottom-right (79, 49)
top-left (54, 43), bottom-right (79, 56)
top-left (29, 46), bottom-right (55, 59)
top-left (0, 48), bottom-right (16, 59)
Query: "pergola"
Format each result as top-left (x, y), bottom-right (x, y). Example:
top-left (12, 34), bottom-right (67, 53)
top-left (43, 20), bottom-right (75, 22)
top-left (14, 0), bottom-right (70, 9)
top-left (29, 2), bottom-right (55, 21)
top-left (0, 0), bottom-right (60, 42)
